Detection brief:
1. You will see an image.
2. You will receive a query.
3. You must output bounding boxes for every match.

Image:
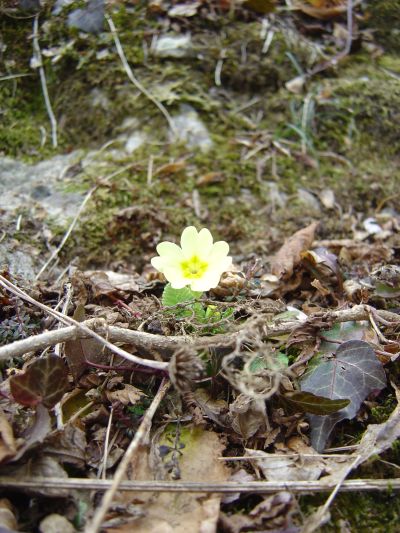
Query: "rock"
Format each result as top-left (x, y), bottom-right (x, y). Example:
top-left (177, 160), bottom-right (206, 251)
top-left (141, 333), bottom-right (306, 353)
top-left (170, 105), bottom-right (212, 151)
top-left (297, 188), bottom-right (321, 214)
top-left (52, 0), bottom-right (74, 15)
top-left (153, 34), bottom-right (192, 58)
top-left (0, 152), bottom-right (85, 222)
top-left (0, 242), bottom-right (38, 281)
top-left (67, 0), bottom-right (104, 34)
top-left (125, 132), bottom-right (147, 154)
top-left (39, 514), bottom-right (76, 533)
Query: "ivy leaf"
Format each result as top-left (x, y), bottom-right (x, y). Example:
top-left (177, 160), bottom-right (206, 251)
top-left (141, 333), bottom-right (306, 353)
top-left (10, 355), bottom-right (69, 409)
top-left (300, 340), bottom-right (387, 452)
top-left (283, 391), bottom-right (350, 415)
top-left (162, 283), bottom-right (201, 307)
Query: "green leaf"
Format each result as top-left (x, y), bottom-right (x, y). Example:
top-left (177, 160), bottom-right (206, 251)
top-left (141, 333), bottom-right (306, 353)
top-left (300, 340), bottom-right (387, 451)
top-left (162, 283), bottom-right (202, 307)
top-left (249, 352), bottom-right (288, 373)
top-left (283, 391), bottom-right (350, 415)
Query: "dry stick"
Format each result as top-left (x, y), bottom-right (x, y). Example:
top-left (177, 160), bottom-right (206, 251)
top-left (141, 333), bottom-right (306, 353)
top-left (33, 15), bottom-right (58, 148)
top-left (0, 299), bottom-right (398, 363)
top-left (105, 14), bottom-right (176, 135)
top-left (307, 0), bottom-right (353, 78)
top-left (0, 275), bottom-right (169, 371)
top-left (0, 477), bottom-right (398, 494)
top-left (301, 455), bottom-right (361, 533)
top-left (85, 378), bottom-right (170, 533)
top-left (35, 188), bottom-right (95, 280)
top-left (35, 162), bottom-right (136, 280)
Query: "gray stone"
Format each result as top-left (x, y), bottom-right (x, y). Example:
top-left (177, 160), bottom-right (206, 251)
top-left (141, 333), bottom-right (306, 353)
top-left (0, 242), bottom-right (37, 281)
top-left (0, 152), bottom-right (85, 222)
top-left (152, 34), bottom-right (192, 58)
top-left (67, 0), bottom-right (104, 34)
top-left (170, 105), bottom-right (212, 151)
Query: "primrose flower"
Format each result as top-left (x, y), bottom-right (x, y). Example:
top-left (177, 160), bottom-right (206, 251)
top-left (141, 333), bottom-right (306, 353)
top-left (151, 226), bottom-right (232, 292)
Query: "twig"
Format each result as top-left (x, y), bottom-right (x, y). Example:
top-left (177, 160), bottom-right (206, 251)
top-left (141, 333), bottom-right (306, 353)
top-left (0, 275), bottom-right (169, 371)
top-left (100, 407), bottom-right (114, 480)
top-left (301, 455), bottom-right (360, 533)
top-left (32, 15), bottom-right (58, 148)
top-left (35, 188), bottom-right (95, 280)
top-left (85, 378), bottom-right (170, 533)
top-left (0, 477), bottom-right (398, 494)
top-left (105, 14), bottom-right (176, 135)
top-left (0, 73), bottom-right (32, 82)
top-left (307, 0), bottom-right (354, 78)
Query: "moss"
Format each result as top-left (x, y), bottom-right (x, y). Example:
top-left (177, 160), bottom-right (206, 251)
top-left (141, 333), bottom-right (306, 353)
top-left (301, 490), bottom-right (400, 532)
top-left (364, 0), bottom-right (400, 53)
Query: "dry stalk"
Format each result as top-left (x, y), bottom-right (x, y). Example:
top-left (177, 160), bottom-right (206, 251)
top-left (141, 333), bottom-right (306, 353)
top-left (0, 477), bottom-right (398, 494)
top-left (85, 378), bottom-right (170, 533)
top-left (106, 14), bottom-right (176, 135)
top-left (32, 15), bottom-right (58, 148)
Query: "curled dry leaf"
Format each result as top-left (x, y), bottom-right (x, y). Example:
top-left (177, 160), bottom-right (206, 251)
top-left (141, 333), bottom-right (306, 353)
top-left (0, 409), bottom-right (16, 463)
top-left (229, 395), bottom-right (267, 439)
top-left (105, 384), bottom-right (146, 406)
top-left (271, 222), bottom-right (319, 280)
top-left (0, 498), bottom-right (18, 532)
top-left (294, 0), bottom-right (349, 20)
top-left (220, 491), bottom-right (295, 533)
top-left (12, 404), bottom-right (52, 462)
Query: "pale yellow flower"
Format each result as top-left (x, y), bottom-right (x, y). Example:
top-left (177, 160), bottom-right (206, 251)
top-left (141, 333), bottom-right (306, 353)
top-left (151, 226), bottom-right (232, 291)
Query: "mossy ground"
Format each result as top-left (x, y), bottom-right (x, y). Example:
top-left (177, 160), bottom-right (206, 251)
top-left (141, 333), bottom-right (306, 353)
top-left (1, 1), bottom-right (400, 529)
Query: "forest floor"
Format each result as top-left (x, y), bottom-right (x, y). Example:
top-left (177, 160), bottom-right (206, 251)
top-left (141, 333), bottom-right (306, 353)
top-left (0, 1), bottom-right (400, 531)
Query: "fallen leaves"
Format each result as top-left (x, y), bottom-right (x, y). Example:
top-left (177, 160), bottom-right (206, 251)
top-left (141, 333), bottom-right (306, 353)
top-left (111, 427), bottom-right (229, 533)
top-left (10, 355), bottom-right (69, 409)
top-left (0, 409), bottom-right (16, 464)
top-left (270, 222), bottom-right (319, 280)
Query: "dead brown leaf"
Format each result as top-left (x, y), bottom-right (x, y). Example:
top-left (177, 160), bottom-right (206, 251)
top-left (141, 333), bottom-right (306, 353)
top-left (155, 160), bottom-right (186, 176)
top-left (294, 0), bottom-right (349, 20)
top-left (0, 408), bottom-right (16, 464)
top-left (110, 428), bottom-right (229, 533)
top-left (220, 492), bottom-right (295, 533)
top-left (196, 172), bottom-right (224, 186)
top-left (64, 305), bottom-right (106, 380)
top-left (105, 383), bottom-right (146, 406)
top-left (271, 222), bottom-right (319, 280)
top-left (229, 395), bottom-right (267, 439)
top-left (0, 498), bottom-right (18, 532)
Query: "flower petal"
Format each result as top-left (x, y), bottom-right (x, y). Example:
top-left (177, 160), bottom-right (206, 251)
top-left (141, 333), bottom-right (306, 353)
top-left (151, 256), bottom-right (168, 272)
top-left (180, 226), bottom-right (199, 258)
top-left (197, 228), bottom-right (213, 257)
top-left (208, 241), bottom-right (229, 262)
top-left (163, 266), bottom-right (188, 288)
top-left (156, 241), bottom-right (184, 259)
top-left (190, 272), bottom-right (221, 291)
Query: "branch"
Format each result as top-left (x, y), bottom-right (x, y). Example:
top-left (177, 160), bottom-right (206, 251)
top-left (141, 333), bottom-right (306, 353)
top-left (0, 299), bottom-right (398, 362)
top-left (33, 15), bottom-right (58, 148)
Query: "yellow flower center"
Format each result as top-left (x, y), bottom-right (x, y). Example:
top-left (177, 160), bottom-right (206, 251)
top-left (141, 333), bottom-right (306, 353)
top-left (181, 255), bottom-right (209, 279)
